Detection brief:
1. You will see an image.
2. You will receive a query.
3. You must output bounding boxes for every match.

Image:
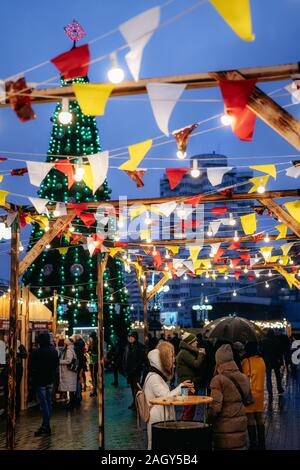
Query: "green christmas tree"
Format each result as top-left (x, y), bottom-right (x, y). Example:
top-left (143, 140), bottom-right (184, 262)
top-left (23, 76), bottom-right (131, 346)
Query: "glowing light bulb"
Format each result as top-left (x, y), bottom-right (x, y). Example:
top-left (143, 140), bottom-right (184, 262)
top-left (244, 267), bottom-right (249, 273)
top-left (58, 98), bottom-right (72, 125)
top-left (255, 272), bottom-right (260, 278)
top-left (118, 219), bottom-right (124, 229)
top-left (191, 159), bottom-right (200, 178)
top-left (44, 225), bottom-right (50, 233)
top-left (268, 270), bottom-right (272, 277)
top-left (257, 178), bottom-right (266, 194)
top-left (45, 244), bottom-right (51, 250)
top-left (107, 52), bottom-right (124, 84)
top-left (74, 165), bottom-right (85, 182)
top-left (154, 304), bottom-right (158, 310)
top-left (19, 242), bottom-right (24, 252)
top-left (122, 253), bottom-right (127, 260)
top-left (209, 251), bottom-right (214, 258)
top-left (114, 235), bottom-right (120, 242)
top-left (229, 213), bottom-right (236, 226)
top-left (72, 286), bottom-right (75, 292)
top-left (279, 258), bottom-right (284, 265)
top-left (264, 233), bottom-right (270, 243)
top-left (69, 225), bottom-right (75, 233)
top-left (145, 212), bottom-right (152, 225)
top-left (146, 237), bottom-right (152, 244)
top-left (165, 250), bottom-right (170, 259)
top-left (204, 296), bottom-right (208, 303)
top-left (183, 273), bottom-right (188, 281)
top-left (265, 281), bottom-right (270, 288)
top-left (168, 272), bottom-right (172, 279)
top-left (152, 246), bottom-right (157, 256)
top-left (224, 274), bottom-right (228, 280)
top-left (207, 229), bottom-right (213, 237)
top-left (177, 150), bottom-right (187, 160)
top-left (205, 272), bottom-right (209, 279)
top-left (232, 290), bottom-right (237, 297)
top-left (177, 301), bottom-right (182, 307)
top-left (229, 262), bottom-right (234, 269)
top-left (130, 305), bottom-right (134, 310)
top-left (221, 113), bottom-right (233, 126)
top-left (233, 231), bottom-right (239, 242)
top-left (289, 259), bottom-right (294, 265)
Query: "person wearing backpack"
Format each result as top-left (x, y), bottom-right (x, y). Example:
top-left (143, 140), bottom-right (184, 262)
top-left (59, 337), bottom-right (78, 410)
top-left (241, 341), bottom-right (266, 450)
top-left (143, 341), bottom-right (194, 450)
top-left (207, 344), bottom-right (251, 450)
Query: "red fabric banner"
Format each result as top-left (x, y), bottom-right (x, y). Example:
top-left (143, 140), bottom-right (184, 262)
top-left (67, 202), bottom-right (88, 216)
top-left (20, 213), bottom-right (27, 229)
top-left (0, 158), bottom-right (8, 162)
top-left (234, 270), bottom-right (242, 281)
top-left (219, 79), bottom-right (257, 141)
top-left (248, 274), bottom-right (255, 281)
top-left (211, 206), bottom-right (228, 215)
top-left (6, 77), bottom-right (36, 122)
top-left (51, 44), bottom-right (90, 80)
top-left (70, 233), bottom-right (83, 245)
top-left (231, 258), bottom-right (240, 268)
top-left (55, 160), bottom-right (75, 189)
top-left (185, 194), bottom-right (203, 207)
top-left (228, 240), bottom-right (240, 250)
top-left (11, 168), bottom-right (28, 176)
top-left (153, 249), bottom-right (163, 269)
top-left (213, 248), bottom-right (226, 263)
top-left (240, 253), bottom-right (250, 263)
top-left (166, 168), bottom-right (189, 190)
top-left (80, 212), bottom-right (96, 227)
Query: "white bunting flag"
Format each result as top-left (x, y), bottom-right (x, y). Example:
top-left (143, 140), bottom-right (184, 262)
top-left (28, 197), bottom-right (50, 215)
top-left (173, 258), bottom-right (185, 270)
top-left (6, 211), bottom-right (18, 227)
top-left (207, 167), bottom-right (233, 186)
top-left (210, 242), bottom-right (221, 254)
top-left (0, 80), bottom-right (6, 103)
top-left (183, 260), bottom-right (195, 274)
top-left (27, 161), bottom-right (54, 187)
top-left (176, 268), bottom-right (188, 277)
top-left (119, 7), bottom-right (160, 81)
top-left (176, 205), bottom-right (193, 220)
top-left (286, 166), bottom-right (300, 179)
top-left (87, 236), bottom-right (96, 256)
top-left (87, 151), bottom-right (109, 194)
top-left (281, 242), bottom-right (295, 257)
top-left (54, 202), bottom-right (67, 216)
top-left (285, 82), bottom-right (300, 104)
top-left (209, 221), bottom-right (221, 236)
top-left (146, 83), bottom-right (186, 135)
top-left (152, 201), bottom-right (177, 217)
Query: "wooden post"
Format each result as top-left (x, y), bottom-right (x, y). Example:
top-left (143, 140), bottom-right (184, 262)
top-left (52, 290), bottom-right (58, 338)
top-left (6, 217), bottom-right (20, 450)
top-left (142, 276), bottom-right (148, 344)
top-left (96, 252), bottom-right (108, 450)
top-left (20, 286), bottom-right (29, 411)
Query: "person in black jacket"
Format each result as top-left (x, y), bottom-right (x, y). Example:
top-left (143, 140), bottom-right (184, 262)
top-left (123, 331), bottom-right (145, 409)
top-left (261, 329), bottom-right (284, 398)
top-left (30, 332), bottom-right (59, 436)
top-left (16, 342), bottom-right (27, 416)
top-left (111, 337), bottom-right (126, 387)
top-left (73, 335), bottom-right (87, 404)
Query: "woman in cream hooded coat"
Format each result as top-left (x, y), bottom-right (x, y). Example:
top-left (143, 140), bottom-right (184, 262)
top-left (144, 341), bottom-right (193, 450)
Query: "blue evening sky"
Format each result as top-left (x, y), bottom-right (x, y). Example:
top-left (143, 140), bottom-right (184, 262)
top-left (0, 0), bottom-right (299, 279)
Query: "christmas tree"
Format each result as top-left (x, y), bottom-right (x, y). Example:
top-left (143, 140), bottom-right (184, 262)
top-left (22, 75), bottom-right (131, 346)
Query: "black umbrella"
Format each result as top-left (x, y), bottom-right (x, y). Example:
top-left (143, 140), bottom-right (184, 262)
top-left (205, 316), bottom-right (263, 343)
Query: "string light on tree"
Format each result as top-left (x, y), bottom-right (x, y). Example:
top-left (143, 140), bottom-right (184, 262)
top-left (58, 98), bottom-right (72, 125)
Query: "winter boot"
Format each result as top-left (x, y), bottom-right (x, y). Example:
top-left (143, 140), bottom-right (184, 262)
top-left (247, 425), bottom-right (258, 450)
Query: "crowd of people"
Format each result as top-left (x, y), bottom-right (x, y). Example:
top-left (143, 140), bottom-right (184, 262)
top-left (115, 327), bottom-right (297, 450)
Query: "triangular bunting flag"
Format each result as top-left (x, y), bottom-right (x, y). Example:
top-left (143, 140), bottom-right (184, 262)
top-left (57, 247), bottom-right (69, 255)
top-left (125, 170), bottom-right (145, 188)
top-left (80, 212), bottom-right (96, 227)
top-left (276, 224), bottom-right (288, 240)
top-left (260, 246), bottom-right (273, 262)
top-left (250, 164), bottom-right (277, 180)
top-left (87, 151), bottom-right (109, 194)
top-left (188, 246), bottom-right (201, 262)
top-left (55, 159), bottom-right (74, 189)
top-left (248, 175), bottom-right (269, 194)
top-left (51, 44), bottom-right (90, 80)
top-left (240, 213), bottom-right (256, 235)
top-left (28, 197), bottom-right (49, 215)
top-left (284, 200), bottom-right (300, 223)
top-left (286, 166), bottom-right (300, 179)
top-left (210, 0), bottom-right (255, 41)
top-left (73, 83), bottom-right (114, 116)
top-left (152, 201), bottom-right (177, 217)
top-left (119, 140), bottom-right (152, 171)
top-left (166, 168), bottom-right (189, 190)
top-left (281, 242), bottom-right (295, 257)
top-left (119, 7), bottom-right (160, 81)
top-left (27, 161), bottom-right (54, 187)
top-left (147, 83), bottom-right (186, 135)
top-left (207, 167), bottom-right (233, 186)
top-left (0, 190), bottom-right (9, 207)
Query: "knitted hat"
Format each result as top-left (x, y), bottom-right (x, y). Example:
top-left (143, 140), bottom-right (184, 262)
top-left (182, 332), bottom-right (197, 345)
top-left (215, 344), bottom-right (233, 365)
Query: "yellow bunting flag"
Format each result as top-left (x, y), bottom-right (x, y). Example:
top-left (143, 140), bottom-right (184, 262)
top-left (25, 215), bottom-right (49, 229)
top-left (278, 256), bottom-right (289, 266)
top-left (284, 200), bottom-right (300, 223)
top-left (248, 175), bottom-right (269, 194)
top-left (64, 231), bottom-right (72, 243)
top-left (82, 164), bottom-right (94, 190)
top-left (131, 262), bottom-right (143, 279)
top-left (200, 259), bottom-right (212, 269)
top-left (240, 213), bottom-right (256, 235)
top-left (166, 246), bottom-right (179, 255)
top-left (57, 247), bottom-right (69, 255)
top-left (0, 175), bottom-right (3, 183)
top-left (188, 246), bottom-right (201, 262)
top-left (130, 205), bottom-right (148, 220)
top-left (73, 83), bottom-right (114, 116)
top-left (281, 243), bottom-right (295, 257)
top-left (250, 164), bottom-right (277, 180)
top-left (0, 190), bottom-right (9, 206)
top-left (140, 228), bottom-right (150, 240)
top-left (210, 0), bottom-right (255, 41)
top-left (275, 224), bottom-right (288, 240)
top-left (119, 139), bottom-right (152, 171)
top-left (109, 247), bottom-right (125, 258)
top-left (193, 260), bottom-right (202, 271)
top-left (269, 256), bottom-right (279, 263)
top-left (280, 270), bottom-right (296, 289)
top-left (260, 246), bottom-right (273, 262)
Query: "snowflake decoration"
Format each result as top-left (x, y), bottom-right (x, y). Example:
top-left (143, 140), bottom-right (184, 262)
top-left (64, 19), bottom-right (86, 43)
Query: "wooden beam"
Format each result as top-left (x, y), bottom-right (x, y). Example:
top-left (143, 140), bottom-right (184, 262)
top-left (210, 69), bottom-right (300, 150)
top-left (19, 214), bottom-right (74, 275)
top-left (20, 286), bottom-right (29, 412)
top-left (258, 197), bottom-right (300, 238)
top-left (52, 290), bottom-right (57, 338)
top-left (6, 217), bottom-right (20, 450)
top-left (1, 62), bottom-right (298, 108)
top-left (273, 265), bottom-right (300, 289)
top-left (146, 273), bottom-right (169, 303)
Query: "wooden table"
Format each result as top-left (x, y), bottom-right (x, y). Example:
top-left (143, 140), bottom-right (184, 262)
top-left (149, 395), bottom-right (213, 424)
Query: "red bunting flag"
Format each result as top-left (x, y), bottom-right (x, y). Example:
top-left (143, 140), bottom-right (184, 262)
top-left (166, 168), bottom-right (189, 190)
top-left (218, 188), bottom-right (234, 198)
top-left (70, 233), bottom-right (83, 245)
top-left (252, 233), bottom-right (264, 243)
top-left (248, 274), bottom-right (255, 281)
top-left (231, 258), bottom-right (240, 268)
top-left (152, 249), bottom-right (163, 269)
top-left (240, 253), bottom-right (250, 263)
top-left (185, 194), bottom-right (203, 207)
top-left (113, 242), bottom-right (128, 247)
top-left (0, 158), bottom-right (8, 162)
top-left (92, 233), bottom-right (105, 253)
top-left (214, 248), bottom-right (226, 263)
top-left (228, 240), bottom-right (241, 250)
top-left (219, 79), bottom-right (257, 141)
top-left (20, 213), bottom-right (27, 229)
top-left (11, 168), bottom-right (28, 176)
top-left (211, 206), bottom-right (228, 215)
top-left (6, 77), bottom-right (36, 122)
top-left (51, 44), bottom-right (90, 80)
top-left (235, 270), bottom-right (242, 281)
top-left (80, 212), bottom-right (96, 227)
top-left (55, 160), bottom-right (75, 189)
top-left (125, 170), bottom-right (145, 188)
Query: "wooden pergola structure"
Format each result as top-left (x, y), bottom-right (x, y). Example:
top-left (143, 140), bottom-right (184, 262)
top-left (2, 62), bottom-right (300, 450)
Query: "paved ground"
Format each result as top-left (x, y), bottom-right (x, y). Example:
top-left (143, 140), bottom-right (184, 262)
top-left (0, 367), bottom-right (299, 450)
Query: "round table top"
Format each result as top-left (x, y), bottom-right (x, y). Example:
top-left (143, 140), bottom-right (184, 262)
top-left (149, 395), bottom-right (213, 406)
